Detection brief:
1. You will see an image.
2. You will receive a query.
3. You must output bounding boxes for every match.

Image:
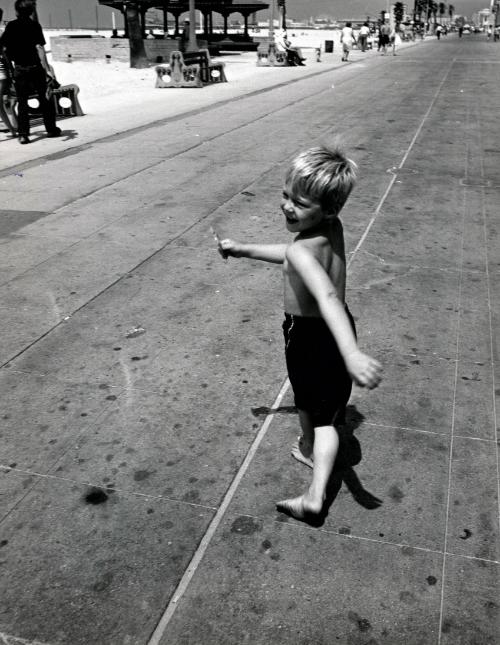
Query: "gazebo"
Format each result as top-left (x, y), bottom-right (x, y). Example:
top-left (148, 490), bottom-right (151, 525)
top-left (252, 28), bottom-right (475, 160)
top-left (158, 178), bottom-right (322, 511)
top-left (99, 0), bottom-right (270, 40)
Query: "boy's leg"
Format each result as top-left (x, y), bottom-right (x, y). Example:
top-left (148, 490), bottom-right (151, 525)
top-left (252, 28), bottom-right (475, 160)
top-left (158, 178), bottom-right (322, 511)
top-left (277, 424), bottom-right (339, 518)
top-left (292, 409), bottom-right (314, 468)
top-left (309, 425), bottom-right (339, 505)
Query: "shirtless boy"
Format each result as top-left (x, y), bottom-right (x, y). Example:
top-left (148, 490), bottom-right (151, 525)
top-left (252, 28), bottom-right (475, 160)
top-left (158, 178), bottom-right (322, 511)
top-left (219, 144), bottom-right (382, 520)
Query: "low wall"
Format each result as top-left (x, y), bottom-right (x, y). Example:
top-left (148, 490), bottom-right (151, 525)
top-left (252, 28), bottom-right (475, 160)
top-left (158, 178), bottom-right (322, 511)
top-left (50, 36), bottom-right (182, 63)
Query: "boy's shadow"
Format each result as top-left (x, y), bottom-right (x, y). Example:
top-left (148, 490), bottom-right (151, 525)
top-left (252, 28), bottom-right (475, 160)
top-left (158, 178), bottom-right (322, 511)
top-left (279, 405), bottom-right (383, 528)
top-left (329, 405), bottom-right (383, 505)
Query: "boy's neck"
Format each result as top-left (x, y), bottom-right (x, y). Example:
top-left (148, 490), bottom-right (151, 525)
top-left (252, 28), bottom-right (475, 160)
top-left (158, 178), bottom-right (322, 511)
top-left (296, 218), bottom-right (338, 238)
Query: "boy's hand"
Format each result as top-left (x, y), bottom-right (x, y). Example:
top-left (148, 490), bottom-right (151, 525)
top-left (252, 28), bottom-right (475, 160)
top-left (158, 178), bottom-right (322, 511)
top-left (345, 350), bottom-right (382, 389)
top-left (218, 238), bottom-right (243, 259)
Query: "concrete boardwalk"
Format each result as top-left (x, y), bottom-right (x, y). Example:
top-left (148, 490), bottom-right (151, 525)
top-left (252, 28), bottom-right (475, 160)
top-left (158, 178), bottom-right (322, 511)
top-left (0, 36), bottom-right (498, 645)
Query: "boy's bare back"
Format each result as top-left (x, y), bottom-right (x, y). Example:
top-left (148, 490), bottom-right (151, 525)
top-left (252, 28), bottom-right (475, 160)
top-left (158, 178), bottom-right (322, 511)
top-left (283, 218), bottom-right (346, 317)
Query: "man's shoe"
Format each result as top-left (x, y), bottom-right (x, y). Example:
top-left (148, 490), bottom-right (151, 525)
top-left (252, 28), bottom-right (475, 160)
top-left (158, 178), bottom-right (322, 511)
top-left (19, 135), bottom-right (30, 145)
top-left (46, 127), bottom-right (62, 138)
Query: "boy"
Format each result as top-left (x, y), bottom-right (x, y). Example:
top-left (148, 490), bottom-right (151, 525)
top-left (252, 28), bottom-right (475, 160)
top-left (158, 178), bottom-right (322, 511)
top-left (218, 144), bottom-right (382, 521)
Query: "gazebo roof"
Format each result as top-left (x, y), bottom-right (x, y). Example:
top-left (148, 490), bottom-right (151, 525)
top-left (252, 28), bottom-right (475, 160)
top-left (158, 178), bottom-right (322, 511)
top-left (99, 0), bottom-right (269, 13)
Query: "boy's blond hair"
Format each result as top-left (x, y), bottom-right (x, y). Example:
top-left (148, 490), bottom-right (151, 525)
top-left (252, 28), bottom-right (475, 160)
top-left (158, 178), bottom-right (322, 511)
top-left (285, 144), bottom-right (357, 217)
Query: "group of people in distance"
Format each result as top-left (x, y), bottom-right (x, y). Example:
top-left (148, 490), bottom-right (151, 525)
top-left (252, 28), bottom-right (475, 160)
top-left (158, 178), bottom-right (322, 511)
top-left (341, 19), bottom-right (403, 61)
top-left (0, 0), bottom-right (61, 144)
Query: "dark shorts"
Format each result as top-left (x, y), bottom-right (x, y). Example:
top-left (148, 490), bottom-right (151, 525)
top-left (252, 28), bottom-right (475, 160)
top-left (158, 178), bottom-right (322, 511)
top-left (282, 307), bottom-right (356, 426)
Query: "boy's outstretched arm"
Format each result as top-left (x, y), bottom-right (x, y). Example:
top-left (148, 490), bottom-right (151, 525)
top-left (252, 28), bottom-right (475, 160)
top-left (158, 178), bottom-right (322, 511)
top-left (286, 244), bottom-right (382, 389)
top-left (219, 238), bottom-right (287, 264)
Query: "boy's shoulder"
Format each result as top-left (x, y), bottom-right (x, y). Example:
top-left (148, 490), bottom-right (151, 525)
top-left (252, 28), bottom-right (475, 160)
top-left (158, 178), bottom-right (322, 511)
top-left (291, 219), bottom-right (345, 255)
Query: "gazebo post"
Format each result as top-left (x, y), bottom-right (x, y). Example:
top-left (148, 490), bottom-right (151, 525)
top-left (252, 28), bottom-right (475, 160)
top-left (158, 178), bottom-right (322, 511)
top-left (163, 6), bottom-right (169, 34)
top-left (122, 6), bottom-right (129, 37)
top-left (139, 5), bottom-right (147, 38)
top-left (187, 0), bottom-right (198, 51)
top-left (125, 1), bottom-right (149, 68)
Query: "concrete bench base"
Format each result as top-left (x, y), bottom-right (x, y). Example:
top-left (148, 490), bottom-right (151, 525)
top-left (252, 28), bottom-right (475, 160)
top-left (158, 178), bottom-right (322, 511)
top-left (5, 83), bottom-right (84, 123)
top-left (155, 50), bottom-right (227, 88)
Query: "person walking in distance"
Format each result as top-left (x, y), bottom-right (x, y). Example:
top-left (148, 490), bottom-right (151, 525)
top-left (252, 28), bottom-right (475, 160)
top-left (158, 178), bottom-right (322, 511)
top-left (217, 143), bottom-right (382, 521)
top-left (358, 22), bottom-right (370, 52)
top-left (379, 19), bottom-right (391, 54)
top-left (340, 21), bottom-right (356, 62)
top-left (0, 0), bottom-right (61, 144)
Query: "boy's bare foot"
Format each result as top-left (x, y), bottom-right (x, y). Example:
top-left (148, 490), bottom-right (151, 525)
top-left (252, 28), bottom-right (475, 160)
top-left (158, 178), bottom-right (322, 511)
top-left (276, 494), bottom-right (323, 519)
top-left (291, 436), bottom-right (313, 468)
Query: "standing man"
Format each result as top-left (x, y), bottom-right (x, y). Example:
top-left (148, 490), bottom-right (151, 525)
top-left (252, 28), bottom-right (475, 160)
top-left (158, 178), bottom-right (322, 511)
top-left (358, 22), bottom-right (371, 52)
top-left (179, 18), bottom-right (190, 52)
top-left (379, 19), bottom-right (391, 54)
top-left (0, 0), bottom-right (61, 144)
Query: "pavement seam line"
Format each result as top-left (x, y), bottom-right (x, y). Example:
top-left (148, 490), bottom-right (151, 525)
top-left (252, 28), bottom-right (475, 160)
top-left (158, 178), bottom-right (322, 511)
top-left (146, 377), bottom-right (290, 645)
top-left (350, 56), bottom-right (455, 261)
top-left (274, 516), bottom-right (500, 564)
top-left (362, 421), bottom-right (497, 442)
top-left (437, 109), bottom-right (469, 645)
top-left (475, 99), bottom-right (500, 549)
top-left (0, 465), bottom-right (218, 512)
top-left (146, 57), bottom-right (458, 641)
top-left (479, 123), bottom-right (500, 547)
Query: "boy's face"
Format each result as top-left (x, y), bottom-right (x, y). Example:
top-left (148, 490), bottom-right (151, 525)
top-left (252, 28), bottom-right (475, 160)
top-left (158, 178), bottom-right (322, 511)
top-left (281, 182), bottom-right (328, 233)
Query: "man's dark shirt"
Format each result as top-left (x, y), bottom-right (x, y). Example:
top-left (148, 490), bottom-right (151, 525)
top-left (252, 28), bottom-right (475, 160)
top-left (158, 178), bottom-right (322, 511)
top-left (0, 17), bottom-right (45, 66)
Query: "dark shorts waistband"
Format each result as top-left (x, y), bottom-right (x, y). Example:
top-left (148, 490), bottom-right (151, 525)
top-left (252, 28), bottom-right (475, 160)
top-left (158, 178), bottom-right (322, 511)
top-left (284, 303), bottom-right (351, 323)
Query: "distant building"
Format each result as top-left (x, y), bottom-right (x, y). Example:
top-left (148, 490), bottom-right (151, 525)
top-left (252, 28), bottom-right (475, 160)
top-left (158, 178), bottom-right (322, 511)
top-left (472, 7), bottom-right (491, 27)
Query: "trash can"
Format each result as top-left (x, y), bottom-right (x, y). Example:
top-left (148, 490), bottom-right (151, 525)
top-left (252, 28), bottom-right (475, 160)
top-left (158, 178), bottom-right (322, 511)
top-left (324, 39), bottom-right (334, 53)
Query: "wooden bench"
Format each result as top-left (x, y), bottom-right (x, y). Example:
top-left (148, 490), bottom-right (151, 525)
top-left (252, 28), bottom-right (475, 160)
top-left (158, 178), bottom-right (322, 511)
top-left (155, 49), bottom-right (227, 88)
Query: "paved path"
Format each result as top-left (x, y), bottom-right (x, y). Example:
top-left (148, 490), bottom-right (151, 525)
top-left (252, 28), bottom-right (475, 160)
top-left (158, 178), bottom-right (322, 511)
top-left (0, 35), bottom-right (498, 645)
